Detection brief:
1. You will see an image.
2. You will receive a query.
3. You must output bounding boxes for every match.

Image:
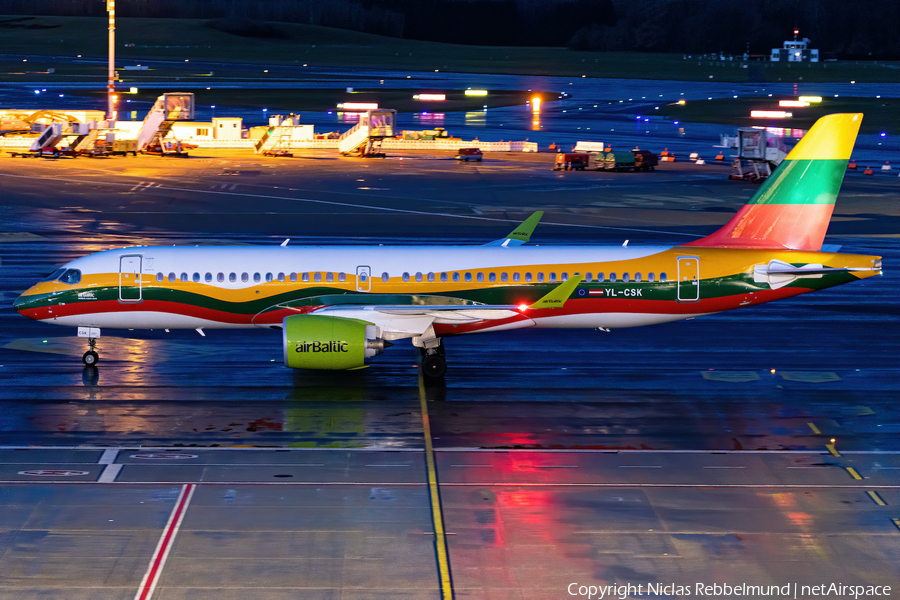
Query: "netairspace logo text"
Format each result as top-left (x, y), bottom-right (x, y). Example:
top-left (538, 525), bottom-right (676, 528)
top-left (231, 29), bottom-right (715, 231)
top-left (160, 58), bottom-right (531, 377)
top-left (567, 582), bottom-right (892, 599)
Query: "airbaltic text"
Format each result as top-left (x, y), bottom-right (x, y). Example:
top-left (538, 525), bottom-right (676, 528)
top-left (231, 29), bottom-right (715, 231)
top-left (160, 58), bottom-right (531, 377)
top-left (566, 582), bottom-right (892, 599)
top-left (294, 341), bottom-right (349, 353)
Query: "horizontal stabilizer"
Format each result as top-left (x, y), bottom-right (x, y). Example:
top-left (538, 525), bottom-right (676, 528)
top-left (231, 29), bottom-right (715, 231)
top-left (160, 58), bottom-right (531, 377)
top-left (754, 259), bottom-right (879, 290)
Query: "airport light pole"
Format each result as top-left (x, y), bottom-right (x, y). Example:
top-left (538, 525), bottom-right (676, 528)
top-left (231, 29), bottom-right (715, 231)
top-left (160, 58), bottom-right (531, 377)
top-left (107, 0), bottom-right (115, 120)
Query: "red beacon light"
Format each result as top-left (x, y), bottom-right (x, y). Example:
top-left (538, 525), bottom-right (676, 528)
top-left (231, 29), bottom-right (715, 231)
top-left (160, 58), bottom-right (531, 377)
top-left (518, 303), bottom-right (529, 312)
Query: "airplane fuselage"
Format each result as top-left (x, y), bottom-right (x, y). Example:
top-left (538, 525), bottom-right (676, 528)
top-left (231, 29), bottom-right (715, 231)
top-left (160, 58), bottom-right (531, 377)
top-left (14, 244), bottom-right (881, 336)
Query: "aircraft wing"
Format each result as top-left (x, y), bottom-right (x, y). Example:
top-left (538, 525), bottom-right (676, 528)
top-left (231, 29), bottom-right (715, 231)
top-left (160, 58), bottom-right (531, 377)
top-left (306, 274), bottom-right (583, 336)
top-left (483, 211), bottom-right (543, 246)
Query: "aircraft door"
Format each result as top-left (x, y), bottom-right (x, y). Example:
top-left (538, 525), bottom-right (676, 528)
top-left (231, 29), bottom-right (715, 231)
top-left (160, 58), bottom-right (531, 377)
top-left (677, 256), bottom-right (700, 302)
top-left (119, 254), bottom-right (143, 303)
top-left (356, 265), bottom-right (371, 292)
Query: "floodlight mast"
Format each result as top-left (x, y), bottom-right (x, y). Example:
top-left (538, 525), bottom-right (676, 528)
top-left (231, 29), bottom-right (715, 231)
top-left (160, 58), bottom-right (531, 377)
top-left (107, 0), bottom-right (115, 119)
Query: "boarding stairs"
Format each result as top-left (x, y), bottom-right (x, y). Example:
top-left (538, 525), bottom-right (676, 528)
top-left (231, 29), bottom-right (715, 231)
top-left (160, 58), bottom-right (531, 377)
top-left (338, 122), bottom-right (370, 154)
top-left (72, 128), bottom-right (101, 152)
top-left (29, 123), bottom-right (64, 152)
top-left (339, 110), bottom-right (396, 156)
top-left (136, 94), bottom-right (191, 154)
top-left (255, 126), bottom-right (294, 155)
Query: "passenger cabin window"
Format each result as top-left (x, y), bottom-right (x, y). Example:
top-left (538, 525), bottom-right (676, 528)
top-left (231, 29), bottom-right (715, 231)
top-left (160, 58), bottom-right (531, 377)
top-left (476, 273), bottom-right (483, 282)
top-left (452, 273), bottom-right (460, 282)
top-left (489, 273), bottom-right (496, 283)
top-left (402, 272), bottom-right (410, 282)
top-left (537, 273), bottom-right (545, 283)
top-left (253, 273), bottom-right (261, 283)
top-left (500, 273), bottom-right (508, 282)
top-left (415, 272), bottom-right (423, 282)
top-left (314, 273), bottom-right (322, 283)
top-left (241, 272), bottom-right (249, 283)
top-left (660, 272), bottom-right (667, 282)
top-left (525, 273), bottom-right (533, 282)
top-left (338, 273), bottom-right (346, 282)
top-left (561, 272), bottom-right (568, 281)
top-left (326, 273), bottom-right (333, 282)
top-left (156, 272), bottom-right (164, 282)
top-left (623, 273), bottom-right (630, 283)
top-left (597, 272), bottom-right (604, 282)
top-left (513, 273), bottom-right (521, 282)
top-left (585, 272), bottom-right (593, 282)
top-left (301, 273), bottom-right (309, 283)
top-left (440, 273), bottom-right (448, 282)
top-left (277, 272), bottom-right (285, 282)
top-left (610, 273), bottom-right (617, 282)
top-left (180, 273), bottom-right (188, 282)
top-left (229, 273), bottom-right (236, 283)
top-left (381, 272), bottom-right (389, 282)
top-left (427, 272), bottom-right (435, 283)
top-left (549, 273), bottom-right (556, 283)
top-left (634, 273), bottom-right (642, 282)
top-left (217, 273), bottom-right (224, 283)
top-left (464, 273), bottom-right (472, 282)
top-left (193, 273), bottom-right (201, 282)
top-left (206, 273), bottom-right (213, 282)
top-left (648, 273), bottom-right (655, 282)
top-left (168, 272), bottom-right (176, 282)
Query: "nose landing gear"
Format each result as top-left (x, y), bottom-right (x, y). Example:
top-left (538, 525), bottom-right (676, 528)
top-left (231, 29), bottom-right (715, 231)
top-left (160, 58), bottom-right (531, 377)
top-left (82, 338), bottom-right (99, 366)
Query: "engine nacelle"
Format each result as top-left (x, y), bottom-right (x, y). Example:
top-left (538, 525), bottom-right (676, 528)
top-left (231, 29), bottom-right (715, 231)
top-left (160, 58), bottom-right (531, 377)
top-left (282, 314), bottom-right (386, 370)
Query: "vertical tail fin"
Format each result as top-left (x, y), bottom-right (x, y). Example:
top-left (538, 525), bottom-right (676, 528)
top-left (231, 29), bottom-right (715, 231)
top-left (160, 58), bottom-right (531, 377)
top-left (685, 113), bottom-right (862, 250)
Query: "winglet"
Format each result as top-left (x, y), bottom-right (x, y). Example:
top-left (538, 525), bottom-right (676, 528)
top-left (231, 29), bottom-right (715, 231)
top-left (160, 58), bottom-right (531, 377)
top-left (484, 211), bottom-right (544, 246)
top-left (528, 274), bottom-right (583, 310)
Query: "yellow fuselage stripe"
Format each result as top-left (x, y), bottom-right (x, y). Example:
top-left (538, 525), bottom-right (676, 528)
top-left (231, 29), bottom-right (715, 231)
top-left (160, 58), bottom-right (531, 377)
top-left (25, 247), bottom-right (873, 303)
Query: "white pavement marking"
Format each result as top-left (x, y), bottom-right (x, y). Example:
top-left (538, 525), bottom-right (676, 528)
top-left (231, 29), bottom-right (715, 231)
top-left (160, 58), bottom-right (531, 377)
top-left (134, 483), bottom-right (196, 600)
top-left (98, 464), bottom-right (123, 483)
top-left (99, 449), bottom-right (120, 464)
top-left (98, 449), bottom-right (122, 483)
top-left (0, 173), bottom-right (696, 237)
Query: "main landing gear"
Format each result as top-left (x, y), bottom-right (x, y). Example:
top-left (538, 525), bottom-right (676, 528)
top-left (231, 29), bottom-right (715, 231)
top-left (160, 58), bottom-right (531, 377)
top-left (420, 342), bottom-right (447, 379)
top-left (82, 338), bottom-right (99, 366)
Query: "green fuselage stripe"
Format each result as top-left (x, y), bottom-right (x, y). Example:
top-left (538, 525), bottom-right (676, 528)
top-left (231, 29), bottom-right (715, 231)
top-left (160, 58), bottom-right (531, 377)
top-left (748, 159), bottom-right (848, 205)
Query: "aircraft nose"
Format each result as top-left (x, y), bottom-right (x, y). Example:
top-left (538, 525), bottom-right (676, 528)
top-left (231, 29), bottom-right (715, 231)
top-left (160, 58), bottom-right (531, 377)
top-left (13, 288), bottom-right (38, 314)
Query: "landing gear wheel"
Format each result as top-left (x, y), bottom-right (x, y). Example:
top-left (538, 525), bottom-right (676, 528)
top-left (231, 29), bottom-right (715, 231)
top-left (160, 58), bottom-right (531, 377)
top-left (422, 354), bottom-right (447, 379)
top-left (82, 350), bottom-right (99, 366)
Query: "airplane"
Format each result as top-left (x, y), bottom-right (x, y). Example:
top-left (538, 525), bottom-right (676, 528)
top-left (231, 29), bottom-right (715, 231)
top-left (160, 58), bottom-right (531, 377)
top-left (14, 113), bottom-right (883, 378)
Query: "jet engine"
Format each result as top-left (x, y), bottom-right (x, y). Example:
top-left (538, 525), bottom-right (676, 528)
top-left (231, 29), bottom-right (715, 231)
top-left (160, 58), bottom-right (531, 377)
top-left (282, 314), bottom-right (388, 370)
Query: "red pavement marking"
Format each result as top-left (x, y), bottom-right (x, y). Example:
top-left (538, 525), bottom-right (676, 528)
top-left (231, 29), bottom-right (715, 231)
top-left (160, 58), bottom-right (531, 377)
top-left (135, 483), bottom-right (196, 600)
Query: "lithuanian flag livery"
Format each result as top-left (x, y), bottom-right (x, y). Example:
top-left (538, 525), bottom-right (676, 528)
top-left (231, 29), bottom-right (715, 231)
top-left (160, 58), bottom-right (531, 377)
top-left (12, 114), bottom-right (883, 373)
top-left (686, 113), bottom-right (861, 250)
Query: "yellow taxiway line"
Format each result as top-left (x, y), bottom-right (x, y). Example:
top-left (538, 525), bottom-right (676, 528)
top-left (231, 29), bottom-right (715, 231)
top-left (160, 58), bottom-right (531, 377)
top-left (418, 373), bottom-right (454, 599)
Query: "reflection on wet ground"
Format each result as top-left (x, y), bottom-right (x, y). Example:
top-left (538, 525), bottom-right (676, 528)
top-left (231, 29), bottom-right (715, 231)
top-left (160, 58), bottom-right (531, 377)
top-left (0, 107), bottom-right (897, 598)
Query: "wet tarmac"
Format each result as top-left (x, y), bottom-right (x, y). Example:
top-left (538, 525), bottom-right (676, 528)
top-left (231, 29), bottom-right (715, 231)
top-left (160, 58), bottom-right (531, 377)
top-left (0, 148), bottom-right (898, 598)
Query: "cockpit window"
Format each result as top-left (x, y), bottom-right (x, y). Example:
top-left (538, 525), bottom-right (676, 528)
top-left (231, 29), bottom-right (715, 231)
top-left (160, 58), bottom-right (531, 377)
top-left (58, 269), bottom-right (82, 285)
top-left (41, 268), bottom-right (66, 282)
